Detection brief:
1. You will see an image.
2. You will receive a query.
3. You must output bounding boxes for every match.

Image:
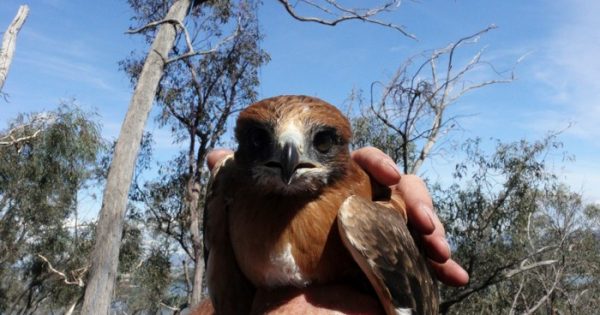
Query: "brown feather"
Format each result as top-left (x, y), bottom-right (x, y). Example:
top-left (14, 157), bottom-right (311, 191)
top-left (338, 196), bottom-right (439, 315)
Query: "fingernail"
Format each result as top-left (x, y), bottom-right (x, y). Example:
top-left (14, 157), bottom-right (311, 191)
top-left (420, 203), bottom-right (436, 232)
top-left (442, 238), bottom-right (451, 257)
top-left (384, 159), bottom-right (401, 178)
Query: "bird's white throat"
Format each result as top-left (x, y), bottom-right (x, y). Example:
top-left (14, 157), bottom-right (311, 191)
top-left (263, 243), bottom-right (310, 287)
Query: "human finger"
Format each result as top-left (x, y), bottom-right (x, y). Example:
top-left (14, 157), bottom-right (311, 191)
top-left (429, 259), bottom-right (470, 287)
top-left (207, 148), bottom-right (234, 172)
top-left (351, 147), bottom-right (401, 186)
top-left (396, 175), bottom-right (436, 235)
top-left (397, 175), bottom-right (451, 263)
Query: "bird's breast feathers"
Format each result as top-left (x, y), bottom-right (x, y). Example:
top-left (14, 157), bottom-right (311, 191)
top-left (227, 161), bottom-right (371, 289)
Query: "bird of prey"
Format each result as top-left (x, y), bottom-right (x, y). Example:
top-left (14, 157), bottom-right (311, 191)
top-left (204, 95), bottom-right (438, 314)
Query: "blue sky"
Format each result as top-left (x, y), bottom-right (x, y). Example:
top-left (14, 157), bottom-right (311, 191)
top-left (1, 0), bottom-right (599, 213)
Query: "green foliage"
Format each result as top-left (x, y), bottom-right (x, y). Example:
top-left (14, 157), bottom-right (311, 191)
top-left (119, 224), bottom-right (144, 274)
top-left (126, 248), bottom-right (172, 314)
top-left (432, 136), bottom-right (600, 314)
top-left (352, 114), bottom-right (413, 166)
top-left (0, 103), bottom-right (104, 313)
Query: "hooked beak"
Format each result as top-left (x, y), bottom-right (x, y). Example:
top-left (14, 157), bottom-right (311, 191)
top-left (264, 141), bottom-right (316, 184)
top-left (280, 142), bottom-right (300, 184)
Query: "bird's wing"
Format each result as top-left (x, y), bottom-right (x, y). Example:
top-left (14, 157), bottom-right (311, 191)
top-left (337, 195), bottom-right (439, 315)
top-left (203, 155), bottom-right (255, 314)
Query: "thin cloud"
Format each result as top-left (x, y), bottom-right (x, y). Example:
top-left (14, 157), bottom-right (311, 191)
top-left (15, 29), bottom-right (120, 92)
top-left (18, 50), bottom-right (115, 91)
top-left (531, 0), bottom-right (600, 142)
top-left (22, 29), bottom-right (101, 60)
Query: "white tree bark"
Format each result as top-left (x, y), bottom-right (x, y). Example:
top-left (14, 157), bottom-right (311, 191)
top-left (0, 5), bottom-right (29, 93)
top-left (80, 1), bottom-right (193, 314)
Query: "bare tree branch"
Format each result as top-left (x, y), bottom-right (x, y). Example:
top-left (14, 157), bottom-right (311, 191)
top-left (166, 27), bottom-right (240, 64)
top-left (277, 0), bottom-right (416, 39)
top-left (0, 112), bottom-right (56, 147)
top-left (160, 301), bottom-right (181, 311)
top-left (64, 300), bottom-right (78, 315)
top-left (522, 267), bottom-right (563, 315)
top-left (37, 254), bottom-right (87, 287)
top-left (439, 244), bottom-right (559, 312)
top-left (509, 276), bottom-right (526, 315)
top-left (356, 25), bottom-right (517, 174)
top-left (503, 259), bottom-right (558, 278)
top-left (0, 128), bottom-right (41, 146)
top-left (127, 17), bottom-right (241, 65)
top-left (127, 18), bottom-right (185, 37)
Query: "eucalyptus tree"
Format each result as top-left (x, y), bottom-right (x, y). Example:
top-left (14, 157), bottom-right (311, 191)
top-left (433, 137), bottom-right (600, 314)
top-left (0, 105), bottom-right (104, 314)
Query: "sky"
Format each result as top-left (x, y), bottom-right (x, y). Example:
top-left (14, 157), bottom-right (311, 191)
top-left (1, 0), bottom-right (599, 215)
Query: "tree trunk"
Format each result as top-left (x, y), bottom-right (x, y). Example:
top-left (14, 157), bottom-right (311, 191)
top-left (187, 178), bottom-right (205, 306)
top-left (80, 1), bottom-right (192, 314)
top-left (0, 5), bottom-right (29, 93)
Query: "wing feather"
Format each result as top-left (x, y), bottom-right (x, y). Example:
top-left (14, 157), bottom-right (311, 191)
top-left (337, 195), bottom-right (439, 315)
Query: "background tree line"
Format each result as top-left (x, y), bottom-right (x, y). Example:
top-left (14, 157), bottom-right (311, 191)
top-left (1, 0), bottom-right (598, 314)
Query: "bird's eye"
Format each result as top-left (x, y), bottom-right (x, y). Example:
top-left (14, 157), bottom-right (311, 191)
top-left (313, 130), bottom-right (336, 153)
top-left (250, 128), bottom-right (271, 148)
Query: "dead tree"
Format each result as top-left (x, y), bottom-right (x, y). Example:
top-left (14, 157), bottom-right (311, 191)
top-left (80, 1), bottom-right (195, 314)
top-left (359, 25), bottom-right (517, 174)
top-left (0, 5), bottom-right (29, 94)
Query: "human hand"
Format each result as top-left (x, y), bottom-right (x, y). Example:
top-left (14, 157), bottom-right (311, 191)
top-left (350, 146), bottom-right (469, 286)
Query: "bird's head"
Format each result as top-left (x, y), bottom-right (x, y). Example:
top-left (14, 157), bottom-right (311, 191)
top-left (234, 95), bottom-right (352, 195)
